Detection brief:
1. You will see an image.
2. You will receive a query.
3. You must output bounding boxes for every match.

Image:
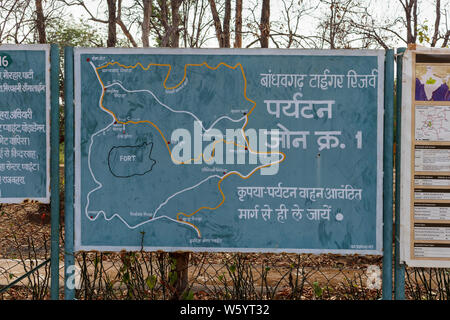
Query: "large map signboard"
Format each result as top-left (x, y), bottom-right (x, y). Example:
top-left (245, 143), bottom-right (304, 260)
top-left (0, 45), bottom-right (50, 203)
top-left (74, 48), bottom-right (385, 253)
top-left (401, 47), bottom-right (450, 267)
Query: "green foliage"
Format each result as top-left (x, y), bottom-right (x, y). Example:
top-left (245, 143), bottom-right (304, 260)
top-left (46, 17), bottom-right (104, 48)
top-left (182, 290), bottom-right (194, 300)
top-left (145, 275), bottom-right (157, 290)
top-left (313, 281), bottom-right (323, 298)
top-left (168, 257), bottom-right (178, 286)
top-left (417, 21), bottom-right (430, 44)
top-left (169, 270), bottom-right (178, 286)
top-left (59, 142), bottom-right (64, 165)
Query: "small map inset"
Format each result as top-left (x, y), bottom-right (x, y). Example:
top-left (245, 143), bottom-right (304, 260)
top-left (415, 105), bottom-right (450, 141)
top-left (415, 65), bottom-right (450, 101)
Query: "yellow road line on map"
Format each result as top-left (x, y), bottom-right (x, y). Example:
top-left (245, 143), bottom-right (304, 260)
top-left (94, 61), bottom-right (286, 238)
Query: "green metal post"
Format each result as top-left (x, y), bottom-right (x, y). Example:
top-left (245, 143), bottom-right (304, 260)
top-left (64, 46), bottom-right (75, 300)
top-left (50, 44), bottom-right (61, 300)
top-left (394, 47), bottom-right (406, 300)
top-left (382, 49), bottom-right (395, 300)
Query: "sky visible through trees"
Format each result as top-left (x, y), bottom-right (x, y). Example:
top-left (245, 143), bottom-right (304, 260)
top-left (0, 1), bottom-right (448, 49)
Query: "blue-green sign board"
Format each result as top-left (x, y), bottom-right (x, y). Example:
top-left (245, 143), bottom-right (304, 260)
top-left (74, 48), bottom-right (385, 254)
top-left (0, 45), bottom-right (50, 203)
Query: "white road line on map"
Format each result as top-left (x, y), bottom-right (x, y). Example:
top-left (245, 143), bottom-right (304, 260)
top-left (84, 60), bottom-right (283, 236)
top-left (86, 210), bottom-right (200, 236)
top-left (104, 81), bottom-right (246, 133)
top-left (152, 175), bottom-right (221, 219)
top-left (103, 80), bottom-right (280, 162)
top-left (85, 123), bottom-right (203, 236)
top-left (85, 62), bottom-right (208, 236)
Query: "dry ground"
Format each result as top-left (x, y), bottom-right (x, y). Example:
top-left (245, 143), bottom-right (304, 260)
top-left (0, 203), bottom-right (427, 300)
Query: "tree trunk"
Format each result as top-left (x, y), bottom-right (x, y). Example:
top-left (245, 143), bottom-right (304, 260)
top-left (169, 252), bottom-right (190, 300)
top-left (107, 0), bottom-right (117, 47)
top-left (35, 0), bottom-right (46, 43)
top-left (329, 0), bottom-right (336, 49)
top-left (208, 0), bottom-right (224, 47)
top-left (403, 0), bottom-right (417, 44)
top-left (142, 0), bottom-right (152, 47)
top-left (159, 0), bottom-right (171, 46)
top-left (412, 0), bottom-right (417, 43)
top-left (431, 0), bottom-right (440, 47)
top-left (208, 0), bottom-right (231, 48)
top-left (234, 0), bottom-right (242, 48)
top-left (442, 30), bottom-right (450, 47)
top-left (260, 0), bottom-right (270, 48)
top-left (223, 0), bottom-right (231, 47)
top-left (170, 0), bottom-right (182, 48)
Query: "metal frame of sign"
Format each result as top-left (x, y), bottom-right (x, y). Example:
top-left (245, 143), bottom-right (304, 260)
top-left (72, 48), bottom-right (386, 254)
top-left (64, 47), bottom-right (395, 299)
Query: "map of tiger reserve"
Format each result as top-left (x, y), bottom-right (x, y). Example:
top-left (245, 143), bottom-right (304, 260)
top-left (74, 48), bottom-right (385, 253)
top-left (84, 57), bottom-right (284, 239)
top-left (415, 105), bottom-right (450, 141)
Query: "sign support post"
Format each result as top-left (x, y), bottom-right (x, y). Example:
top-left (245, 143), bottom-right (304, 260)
top-left (50, 44), bottom-right (61, 300)
top-left (64, 46), bottom-right (75, 300)
top-left (382, 49), bottom-right (395, 300)
top-left (394, 47), bottom-right (406, 300)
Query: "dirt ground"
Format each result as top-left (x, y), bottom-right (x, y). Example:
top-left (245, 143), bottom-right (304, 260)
top-left (0, 202), bottom-right (51, 259)
top-left (0, 202), bottom-right (383, 266)
top-left (0, 202), bottom-right (388, 300)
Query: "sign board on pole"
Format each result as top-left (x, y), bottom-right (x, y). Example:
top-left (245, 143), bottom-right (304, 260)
top-left (74, 48), bottom-right (385, 253)
top-left (0, 45), bottom-right (50, 203)
top-left (400, 46), bottom-right (450, 267)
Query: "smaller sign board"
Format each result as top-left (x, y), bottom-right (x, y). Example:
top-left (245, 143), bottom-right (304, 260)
top-left (0, 45), bottom-right (50, 203)
top-left (400, 46), bottom-right (450, 267)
